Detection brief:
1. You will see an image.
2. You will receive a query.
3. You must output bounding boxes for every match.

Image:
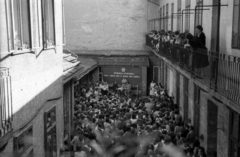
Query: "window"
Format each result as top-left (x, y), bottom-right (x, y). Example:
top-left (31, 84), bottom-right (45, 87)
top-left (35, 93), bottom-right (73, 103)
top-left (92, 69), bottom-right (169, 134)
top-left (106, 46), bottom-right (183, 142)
top-left (44, 106), bottom-right (57, 157)
top-left (184, 76), bottom-right (189, 121)
top-left (62, 0), bottom-right (66, 45)
top-left (42, 0), bottom-right (55, 48)
top-left (160, 8), bottom-right (162, 30)
top-left (232, 0), bottom-right (240, 48)
top-left (171, 3), bottom-right (174, 31)
top-left (153, 66), bottom-right (159, 83)
top-left (196, 0), bottom-right (203, 26)
top-left (185, 0), bottom-right (191, 32)
top-left (14, 126), bottom-right (33, 157)
top-left (229, 110), bottom-right (240, 157)
top-left (163, 6), bottom-right (165, 31)
top-left (177, 0), bottom-right (182, 32)
top-left (6, 0), bottom-right (31, 51)
top-left (166, 4), bottom-right (169, 31)
top-left (6, 0), bottom-right (42, 53)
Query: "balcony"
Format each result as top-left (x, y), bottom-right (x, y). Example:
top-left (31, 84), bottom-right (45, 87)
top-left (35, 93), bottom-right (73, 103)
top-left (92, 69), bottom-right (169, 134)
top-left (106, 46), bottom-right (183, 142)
top-left (0, 68), bottom-right (13, 149)
top-left (146, 35), bottom-right (240, 105)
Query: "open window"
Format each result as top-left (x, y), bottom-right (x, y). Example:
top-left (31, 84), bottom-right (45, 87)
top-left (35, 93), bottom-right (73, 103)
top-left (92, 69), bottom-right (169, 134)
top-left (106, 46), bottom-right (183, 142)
top-left (42, 0), bottom-right (56, 49)
top-left (5, 0), bottom-right (42, 54)
top-left (14, 126), bottom-right (33, 157)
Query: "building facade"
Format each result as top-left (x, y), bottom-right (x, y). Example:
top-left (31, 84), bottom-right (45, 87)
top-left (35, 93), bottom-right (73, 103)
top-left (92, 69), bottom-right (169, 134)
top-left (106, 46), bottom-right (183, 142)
top-left (148, 0), bottom-right (240, 157)
top-left (0, 0), bottom-right (65, 156)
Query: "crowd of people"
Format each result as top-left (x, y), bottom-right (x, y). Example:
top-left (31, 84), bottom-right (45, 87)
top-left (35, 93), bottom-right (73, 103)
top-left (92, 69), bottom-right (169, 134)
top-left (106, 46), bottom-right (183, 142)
top-left (60, 80), bottom-right (210, 157)
top-left (146, 25), bottom-right (209, 77)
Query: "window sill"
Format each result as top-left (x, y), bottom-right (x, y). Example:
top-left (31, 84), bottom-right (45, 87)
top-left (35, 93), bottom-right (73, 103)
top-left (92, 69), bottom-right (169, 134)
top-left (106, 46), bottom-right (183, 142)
top-left (43, 46), bottom-right (56, 50)
top-left (11, 49), bottom-right (34, 55)
top-left (22, 145), bottom-right (34, 157)
top-left (232, 46), bottom-right (240, 50)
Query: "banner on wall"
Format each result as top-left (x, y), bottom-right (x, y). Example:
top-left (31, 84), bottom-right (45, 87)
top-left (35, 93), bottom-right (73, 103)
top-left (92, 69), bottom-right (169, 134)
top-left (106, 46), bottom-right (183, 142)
top-left (102, 66), bottom-right (142, 86)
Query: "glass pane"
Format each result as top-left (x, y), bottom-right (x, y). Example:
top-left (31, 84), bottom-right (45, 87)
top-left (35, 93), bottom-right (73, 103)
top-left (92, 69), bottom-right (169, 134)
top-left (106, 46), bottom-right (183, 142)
top-left (21, 0), bottom-right (31, 49)
top-left (230, 141), bottom-right (238, 157)
top-left (232, 112), bottom-right (239, 139)
top-left (24, 127), bottom-right (33, 150)
top-left (47, 0), bottom-right (55, 46)
top-left (232, 0), bottom-right (240, 47)
top-left (25, 149), bottom-right (34, 157)
top-left (16, 136), bottom-right (25, 156)
top-left (62, 0), bottom-right (66, 44)
top-left (178, 0), bottom-right (181, 9)
top-left (52, 126), bottom-right (57, 157)
top-left (32, 0), bottom-right (41, 48)
top-left (13, 0), bottom-right (22, 50)
top-left (7, 0), bottom-right (14, 50)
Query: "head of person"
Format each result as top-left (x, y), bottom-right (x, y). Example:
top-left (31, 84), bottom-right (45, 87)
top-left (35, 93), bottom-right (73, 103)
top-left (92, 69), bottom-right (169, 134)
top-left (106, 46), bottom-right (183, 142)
top-left (185, 33), bottom-right (194, 40)
top-left (174, 31), bottom-right (180, 38)
top-left (195, 25), bottom-right (203, 35)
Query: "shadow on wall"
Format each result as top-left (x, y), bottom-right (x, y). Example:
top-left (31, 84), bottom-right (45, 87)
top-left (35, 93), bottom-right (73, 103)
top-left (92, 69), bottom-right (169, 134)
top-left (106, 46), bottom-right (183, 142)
top-left (0, 74), bottom-right (64, 157)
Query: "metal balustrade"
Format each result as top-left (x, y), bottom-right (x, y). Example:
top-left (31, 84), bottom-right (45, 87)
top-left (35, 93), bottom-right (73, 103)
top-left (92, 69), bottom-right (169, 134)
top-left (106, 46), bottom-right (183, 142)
top-left (146, 36), bottom-right (240, 104)
top-left (0, 67), bottom-right (13, 138)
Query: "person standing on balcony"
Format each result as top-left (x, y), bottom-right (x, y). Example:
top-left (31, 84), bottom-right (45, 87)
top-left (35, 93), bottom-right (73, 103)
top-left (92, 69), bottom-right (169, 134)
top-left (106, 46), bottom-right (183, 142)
top-left (185, 33), bottom-right (209, 77)
top-left (195, 25), bottom-right (206, 46)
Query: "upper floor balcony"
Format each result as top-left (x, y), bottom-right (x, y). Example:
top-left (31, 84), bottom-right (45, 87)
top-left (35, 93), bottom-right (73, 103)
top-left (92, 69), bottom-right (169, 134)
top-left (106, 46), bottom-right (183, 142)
top-left (0, 67), bottom-right (13, 149)
top-left (146, 34), bottom-right (240, 105)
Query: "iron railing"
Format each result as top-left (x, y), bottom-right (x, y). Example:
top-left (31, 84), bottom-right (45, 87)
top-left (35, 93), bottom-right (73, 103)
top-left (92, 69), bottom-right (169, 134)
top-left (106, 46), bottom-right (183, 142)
top-left (146, 36), bottom-right (240, 104)
top-left (0, 67), bottom-right (13, 138)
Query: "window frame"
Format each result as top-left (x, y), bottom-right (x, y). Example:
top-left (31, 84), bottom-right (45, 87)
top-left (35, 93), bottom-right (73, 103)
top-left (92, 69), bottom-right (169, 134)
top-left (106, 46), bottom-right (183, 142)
top-left (44, 106), bottom-right (57, 157)
top-left (41, 0), bottom-right (56, 49)
top-left (14, 126), bottom-right (33, 157)
top-left (5, 0), bottom-right (43, 54)
top-left (232, 0), bottom-right (240, 49)
top-left (160, 7), bottom-right (162, 30)
top-left (62, 0), bottom-right (66, 45)
top-left (229, 109), bottom-right (240, 157)
top-left (177, 0), bottom-right (182, 32)
top-left (185, 0), bottom-right (191, 32)
top-left (171, 3), bottom-right (174, 31)
top-left (163, 6), bottom-right (165, 31)
top-left (166, 3), bottom-right (169, 31)
top-left (196, 0), bottom-right (203, 26)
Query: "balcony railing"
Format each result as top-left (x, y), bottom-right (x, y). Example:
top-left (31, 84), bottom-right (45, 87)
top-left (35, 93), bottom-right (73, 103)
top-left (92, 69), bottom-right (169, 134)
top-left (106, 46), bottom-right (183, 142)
top-left (0, 67), bottom-right (13, 148)
top-left (146, 35), bottom-right (240, 104)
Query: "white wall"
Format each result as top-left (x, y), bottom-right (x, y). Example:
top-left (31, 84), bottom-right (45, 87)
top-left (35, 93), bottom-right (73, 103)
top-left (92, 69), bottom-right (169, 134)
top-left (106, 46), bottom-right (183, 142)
top-left (0, 0), bottom-right (64, 156)
top-left (65, 0), bottom-right (151, 51)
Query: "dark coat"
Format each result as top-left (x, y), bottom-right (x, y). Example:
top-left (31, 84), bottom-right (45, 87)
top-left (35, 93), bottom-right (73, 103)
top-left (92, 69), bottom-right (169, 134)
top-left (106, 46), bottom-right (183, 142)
top-left (189, 37), bottom-right (209, 68)
top-left (197, 32), bottom-right (206, 46)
